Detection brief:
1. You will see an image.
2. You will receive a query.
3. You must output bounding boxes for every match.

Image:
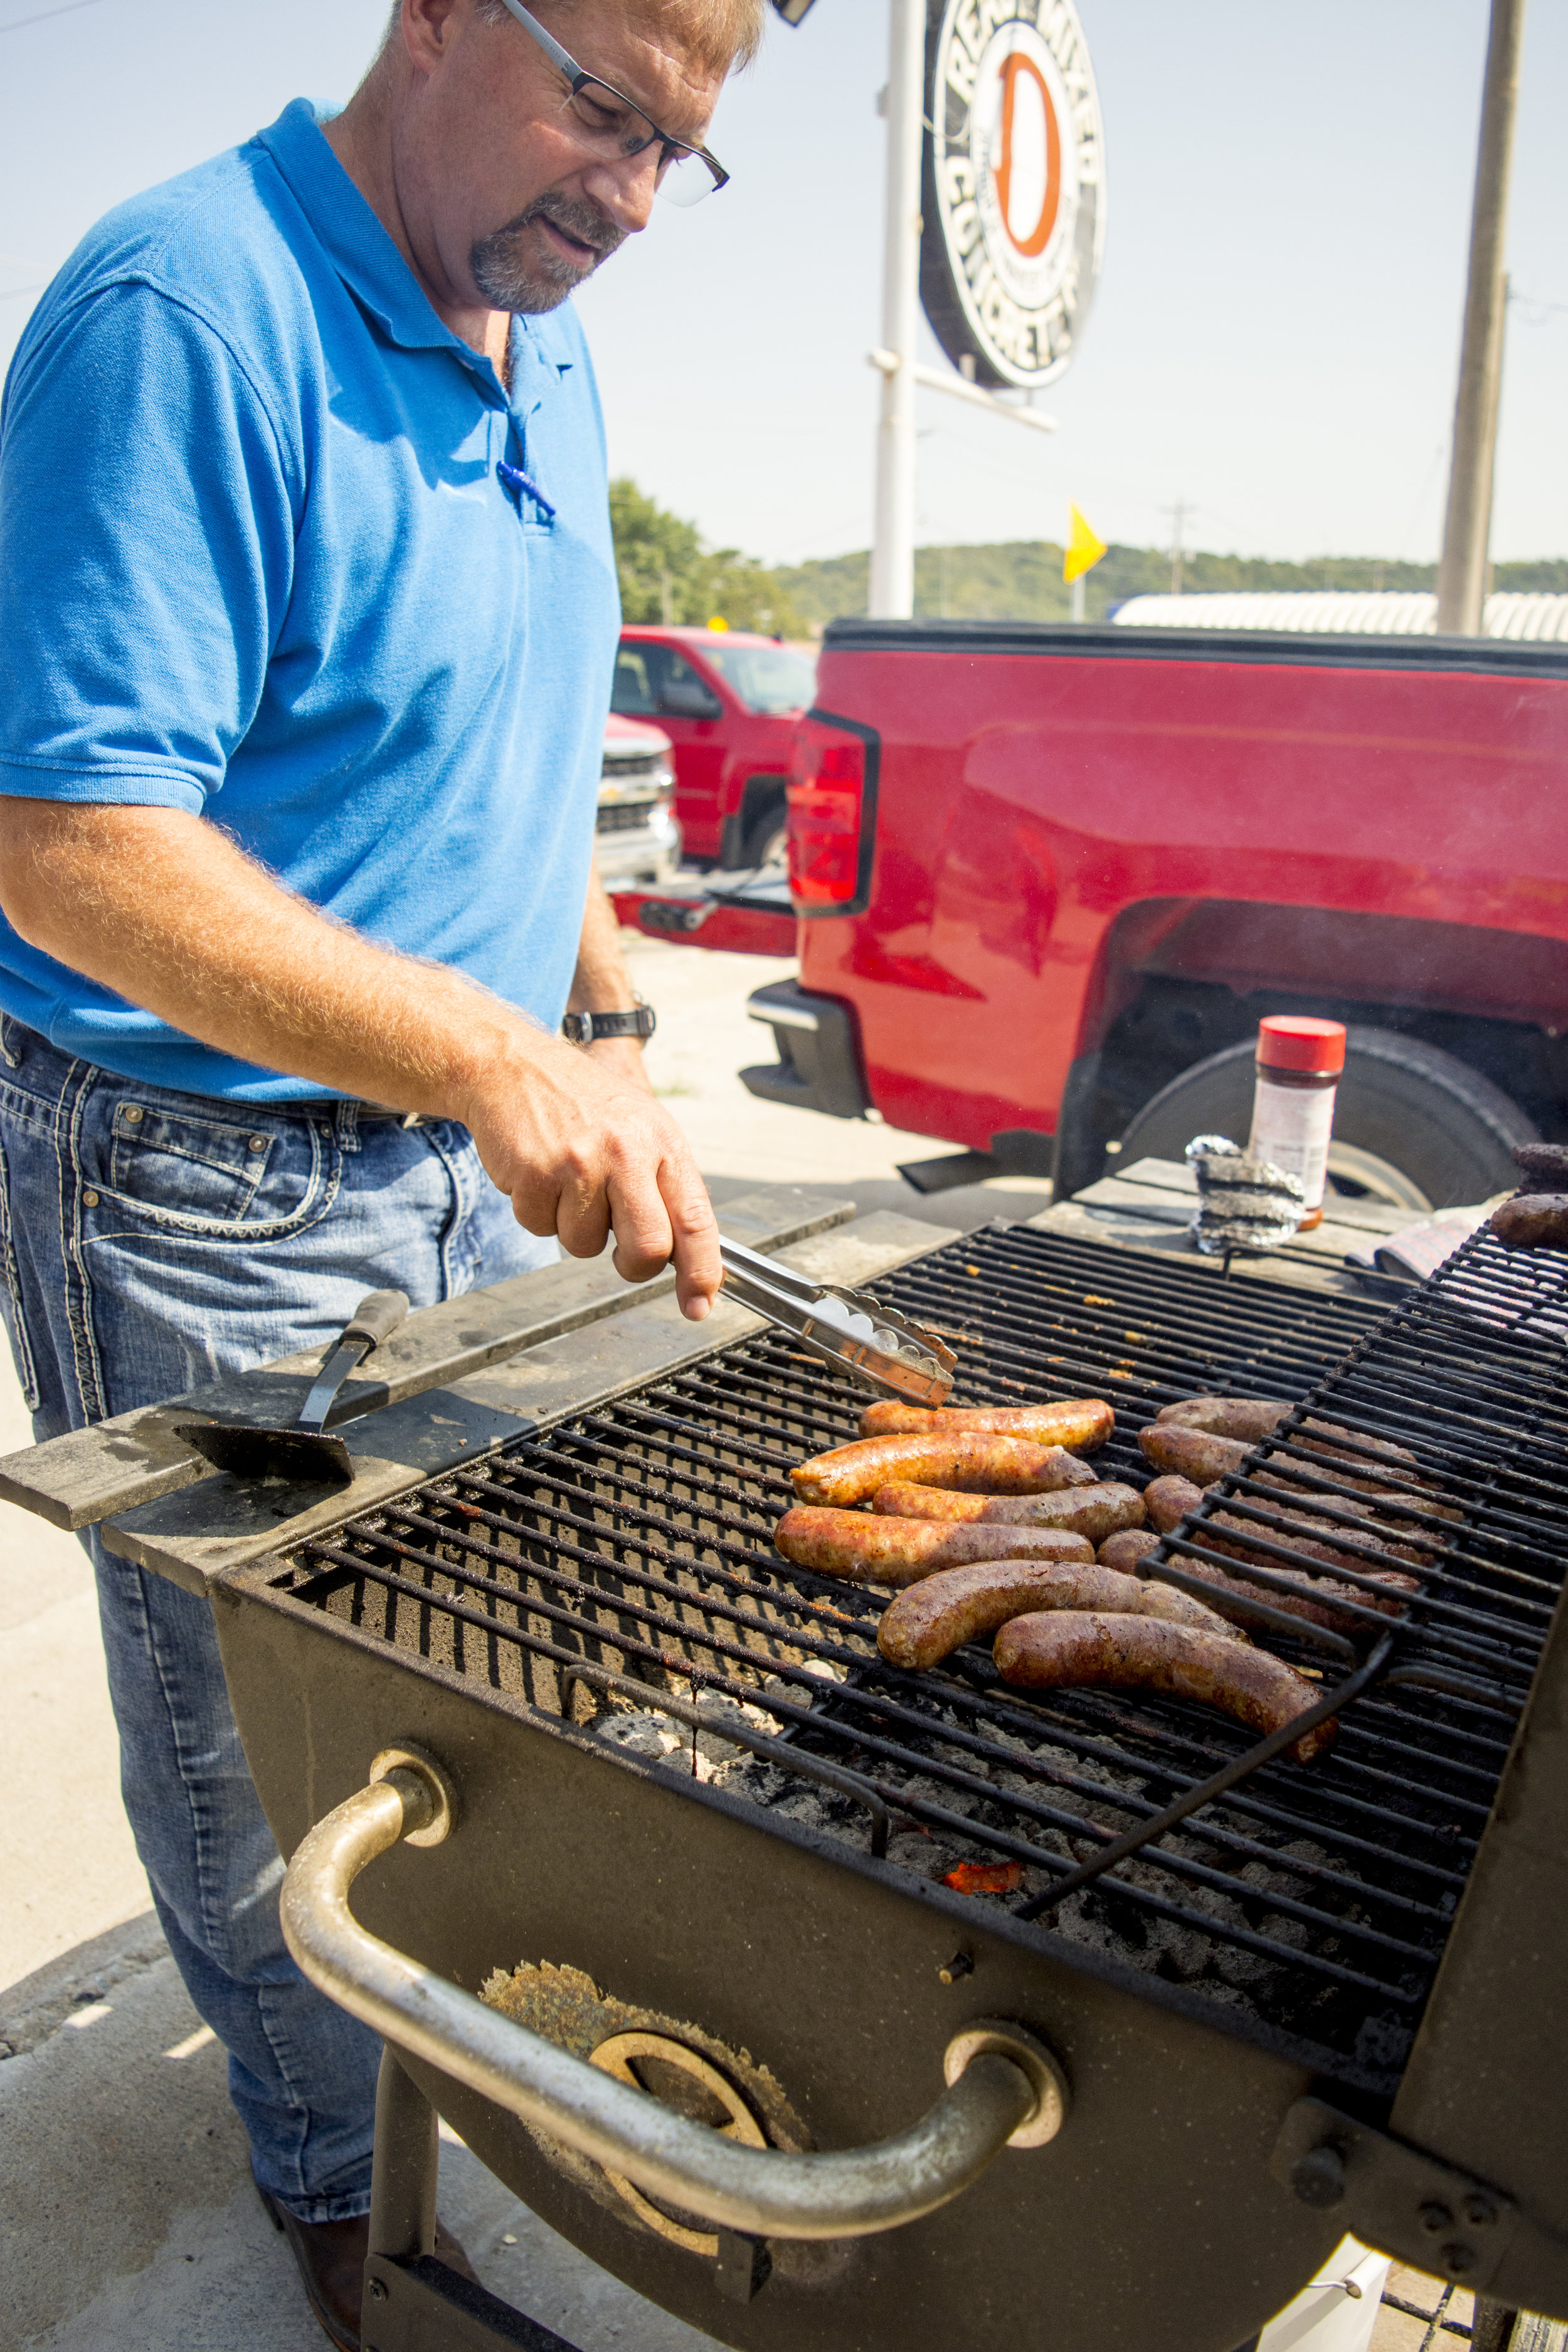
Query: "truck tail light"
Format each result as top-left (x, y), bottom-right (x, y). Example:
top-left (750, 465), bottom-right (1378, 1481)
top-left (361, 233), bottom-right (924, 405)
top-left (786, 714), bottom-right (879, 914)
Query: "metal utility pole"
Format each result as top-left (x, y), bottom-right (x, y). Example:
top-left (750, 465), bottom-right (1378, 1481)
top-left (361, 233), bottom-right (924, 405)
top-left (1168, 500), bottom-right (1187, 597)
top-left (867, 0), bottom-right (925, 620)
top-left (1436, 0), bottom-right (1528, 636)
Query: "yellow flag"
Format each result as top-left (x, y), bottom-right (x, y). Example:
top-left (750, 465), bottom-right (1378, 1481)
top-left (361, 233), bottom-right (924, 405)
top-left (1064, 502), bottom-right (1107, 585)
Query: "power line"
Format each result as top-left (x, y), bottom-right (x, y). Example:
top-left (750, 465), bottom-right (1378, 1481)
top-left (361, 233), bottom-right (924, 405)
top-left (0, 0), bottom-right (113, 34)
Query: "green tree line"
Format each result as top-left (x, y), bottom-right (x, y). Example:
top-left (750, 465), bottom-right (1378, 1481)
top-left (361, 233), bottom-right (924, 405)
top-left (610, 477), bottom-right (1566, 638)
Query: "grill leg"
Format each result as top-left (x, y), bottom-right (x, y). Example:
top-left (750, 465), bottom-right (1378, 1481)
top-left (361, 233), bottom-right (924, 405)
top-left (369, 2047), bottom-right (438, 2263)
top-left (363, 2048), bottom-right (586, 2352)
top-left (1471, 2305), bottom-right (1519, 2352)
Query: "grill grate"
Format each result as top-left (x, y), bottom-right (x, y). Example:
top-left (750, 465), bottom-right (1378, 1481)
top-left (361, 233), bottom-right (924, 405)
top-left (272, 1223), bottom-right (1568, 2092)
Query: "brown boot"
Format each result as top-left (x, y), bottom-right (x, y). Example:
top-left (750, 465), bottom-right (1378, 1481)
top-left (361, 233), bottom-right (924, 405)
top-left (255, 2179), bottom-right (477, 2351)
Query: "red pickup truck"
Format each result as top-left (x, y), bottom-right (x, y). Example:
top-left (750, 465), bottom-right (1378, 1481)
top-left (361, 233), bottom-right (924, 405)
top-left (611, 626), bottom-right (815, 869)
top-left (726, 620), bottom-right (1568, 1212)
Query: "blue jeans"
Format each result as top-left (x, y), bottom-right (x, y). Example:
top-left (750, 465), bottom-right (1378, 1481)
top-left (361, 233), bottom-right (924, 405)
top-left (0, 1017), bottom-right (556, 2219)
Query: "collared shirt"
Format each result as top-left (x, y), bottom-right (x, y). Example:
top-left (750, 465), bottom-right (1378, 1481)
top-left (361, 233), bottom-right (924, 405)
top-left (0, 99), bottom-right (618, 1099)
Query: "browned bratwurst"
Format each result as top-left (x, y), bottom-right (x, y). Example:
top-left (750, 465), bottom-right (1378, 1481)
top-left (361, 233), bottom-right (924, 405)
top-left (857, 1398), bottom-right (1114, 1453)
top-left (876, 1560), bottom-right (1242, 1671)
top-left (1491, 1194), bottom-right (1568, 1251)
top-left (1137, 1473), bottom-right (1415, 1631)
top-left (1097, 1527), bottom-right (1161, 1572)
top-left (793, 1432), bottom-right (1092, 1509)
top-left (872, 1480), bottom-right (1146, 1546)
top-left (867, 1444), bottom-right (1093, 1516)
top-left (993, 1612), bottom-right (1337, 1764)
top-left (1139, 1424), bottom-right (1253, 1485)
top-left (1155, 1397), bottom-right (1291, 1441)
top-left (774, 1508), bottom-right (1093, 1588)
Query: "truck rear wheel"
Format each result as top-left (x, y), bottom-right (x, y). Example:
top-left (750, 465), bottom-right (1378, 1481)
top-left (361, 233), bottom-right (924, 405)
top-left (1111, 1027), bottom-right (1537, 1212)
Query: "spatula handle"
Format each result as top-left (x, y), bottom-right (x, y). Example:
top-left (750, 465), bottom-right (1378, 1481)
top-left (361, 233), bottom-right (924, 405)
top-left (342, 1290), bottom-right (410, 1353)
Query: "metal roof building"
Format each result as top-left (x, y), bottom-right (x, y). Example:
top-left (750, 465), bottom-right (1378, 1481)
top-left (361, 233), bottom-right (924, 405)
top-left (1110, 590), bottom-right (1568, 641)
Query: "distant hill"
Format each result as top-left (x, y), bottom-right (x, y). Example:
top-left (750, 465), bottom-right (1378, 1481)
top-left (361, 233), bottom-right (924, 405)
top-left (773, 544), bottom-right (1568, 631)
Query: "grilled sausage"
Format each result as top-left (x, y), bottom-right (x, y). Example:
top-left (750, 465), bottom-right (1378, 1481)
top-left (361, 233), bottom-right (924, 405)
top-left (1143, 1475), bottom-right (1207, 1534)
top-left (1155, 1397), bottom-right (1291, 1442)
top-left (1513, 1143), bottom-right (1568, 1189)
top-left (857, 1399), bottom-right (1114, 1454)
top-left (867, 1442), bottom-right (1092, 1514)
top-left (1491, 1194), bottom-right (1568, 1250)
top-left (872, 1483), bottom-right (991, 1523)
top-left (1135, 1475), bottom-right (1416, 1630)
top-left (793, 1432), bottom-right (1095, 1508)
top-left (1138, 1424), bottom-right (1253, 1483)
top-left (872, 1480), bottom-right (1147, 1545)
top-left (876, 1560), bottom-right (1242, 1671)
top-left (774, 1507), bottom-right (1094, 1587)
top-left (1097, 1527), bottom-right (1161, 1572)
top-left (993, 1612), bottom-right (1337, 1764)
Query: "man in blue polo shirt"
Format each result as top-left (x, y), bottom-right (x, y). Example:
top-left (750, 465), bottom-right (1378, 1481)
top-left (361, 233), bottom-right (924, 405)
top-left (0, 0), bottom-right (761, 2340)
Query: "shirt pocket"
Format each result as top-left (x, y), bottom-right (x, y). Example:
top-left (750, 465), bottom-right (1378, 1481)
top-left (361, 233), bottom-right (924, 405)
top-left (109, 1102), bottom-right (275, 1224)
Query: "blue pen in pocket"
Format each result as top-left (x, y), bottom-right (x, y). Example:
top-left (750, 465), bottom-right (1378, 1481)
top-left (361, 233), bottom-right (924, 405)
top-left (496, 460), bottom-right (556, 519)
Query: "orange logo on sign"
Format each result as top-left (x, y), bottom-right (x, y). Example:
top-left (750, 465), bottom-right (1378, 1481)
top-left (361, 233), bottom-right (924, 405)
top-left (993, 52), bottom-right (1061, 258)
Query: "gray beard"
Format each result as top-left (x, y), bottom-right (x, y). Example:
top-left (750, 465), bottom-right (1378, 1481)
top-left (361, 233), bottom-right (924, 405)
top-left (470, 193), bottom-right (626, 313)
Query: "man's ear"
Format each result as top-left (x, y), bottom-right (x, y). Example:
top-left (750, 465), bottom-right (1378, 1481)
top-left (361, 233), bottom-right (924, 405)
top-left (398, 0), bottom-right (472, 79)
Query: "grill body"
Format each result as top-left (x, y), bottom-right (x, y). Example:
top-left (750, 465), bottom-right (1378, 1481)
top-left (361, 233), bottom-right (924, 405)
top-left (216, 1580), bottom-right (1342, 2352)
top-left (210, 1222), bottom-right (1568, 2349)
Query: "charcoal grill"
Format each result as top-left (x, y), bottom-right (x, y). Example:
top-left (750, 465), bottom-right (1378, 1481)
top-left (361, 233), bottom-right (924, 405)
top-left (105, 1217), bottom-right (1568, 2349)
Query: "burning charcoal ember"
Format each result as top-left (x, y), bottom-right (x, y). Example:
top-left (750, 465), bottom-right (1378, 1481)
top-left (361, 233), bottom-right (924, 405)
top-left (943, 1861), bottom-right (1024, 1895)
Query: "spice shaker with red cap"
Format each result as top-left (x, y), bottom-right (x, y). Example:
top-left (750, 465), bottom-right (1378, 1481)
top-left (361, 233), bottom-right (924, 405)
top-left (1246, 1017), bottom-right (1347, 1231)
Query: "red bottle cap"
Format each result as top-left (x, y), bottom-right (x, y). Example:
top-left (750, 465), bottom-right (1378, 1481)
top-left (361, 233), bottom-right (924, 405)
top-left (1257, 1015), bottom-right (1347, 1075)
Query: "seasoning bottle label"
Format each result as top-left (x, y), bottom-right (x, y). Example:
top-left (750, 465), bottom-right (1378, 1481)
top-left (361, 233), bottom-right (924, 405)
top-left (1248, 1081), bottom-right (1338, 1211)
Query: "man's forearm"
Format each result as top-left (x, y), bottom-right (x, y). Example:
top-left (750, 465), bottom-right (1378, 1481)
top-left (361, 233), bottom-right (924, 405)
top-left (0, 797), bottom-right (721, 1315)
top-left (0, 799), bottom-right (525, 1116)
top-left (567, 866), bottom-right (640, 1017)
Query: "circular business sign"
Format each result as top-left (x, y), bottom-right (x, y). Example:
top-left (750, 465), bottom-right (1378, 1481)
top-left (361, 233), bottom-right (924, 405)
top-left (922, 0), bottom-right (1106, 391)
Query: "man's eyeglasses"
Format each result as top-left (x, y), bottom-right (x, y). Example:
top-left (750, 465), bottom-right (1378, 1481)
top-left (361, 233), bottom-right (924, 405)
top-left (495, 1), bottom-right (729, 208)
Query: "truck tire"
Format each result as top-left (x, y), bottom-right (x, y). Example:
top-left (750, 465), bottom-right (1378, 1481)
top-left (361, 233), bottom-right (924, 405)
top-left (741, 787), bottom-right (788, 872)
top-left (1111, 1027), bottom-right (1537, 1212)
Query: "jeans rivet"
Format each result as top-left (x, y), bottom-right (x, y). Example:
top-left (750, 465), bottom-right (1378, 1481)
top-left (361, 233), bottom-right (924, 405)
top-left (248, 1138), bottom-right (267, 1155)
top-left (82, 1189), bottom-right (100, 1209)
top-left (124, 1105), bottom-right (144, 1123)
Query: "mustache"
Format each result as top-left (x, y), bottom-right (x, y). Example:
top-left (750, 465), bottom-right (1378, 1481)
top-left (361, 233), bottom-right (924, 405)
top-left (498, 191), bottom-right (627, 265)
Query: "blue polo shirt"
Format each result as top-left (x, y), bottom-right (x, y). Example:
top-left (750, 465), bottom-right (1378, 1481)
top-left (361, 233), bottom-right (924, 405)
top-left (0, 99), bottom-right (618, 1099)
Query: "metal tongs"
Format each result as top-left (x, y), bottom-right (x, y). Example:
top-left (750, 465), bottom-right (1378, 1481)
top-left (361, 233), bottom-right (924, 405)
top-left (719, 1237), bottom-right (956, 1404)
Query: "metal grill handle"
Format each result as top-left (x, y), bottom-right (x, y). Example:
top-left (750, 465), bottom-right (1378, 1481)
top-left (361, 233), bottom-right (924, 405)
top-left (278, 1751), bottom-right (1067, 2240)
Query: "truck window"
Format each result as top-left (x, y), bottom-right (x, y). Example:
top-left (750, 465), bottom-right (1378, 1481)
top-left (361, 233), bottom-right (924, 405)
top-left (611, 650), bottom-right (657, 715)
top-left (616, 642), bottom-right (726, 721)
top-left (703, 645), bottom-right (818, 714)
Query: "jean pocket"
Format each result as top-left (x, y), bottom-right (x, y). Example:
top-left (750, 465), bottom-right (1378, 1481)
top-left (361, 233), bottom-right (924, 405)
top-left (0, 1135), bottom-right (40, 1409)
top-left (109, 1101), bottom-right (277, 1222)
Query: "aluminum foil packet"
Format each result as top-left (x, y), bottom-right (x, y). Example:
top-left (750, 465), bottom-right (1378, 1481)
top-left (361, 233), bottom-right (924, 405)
top-left (1185, 1134), bottom-right (1306, 1254)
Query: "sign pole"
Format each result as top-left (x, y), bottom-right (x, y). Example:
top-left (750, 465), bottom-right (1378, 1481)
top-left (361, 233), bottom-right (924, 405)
top-left (868, 0), bottom-right (925, 620)
top-left (1435, 0), bottom-right (1527, 637)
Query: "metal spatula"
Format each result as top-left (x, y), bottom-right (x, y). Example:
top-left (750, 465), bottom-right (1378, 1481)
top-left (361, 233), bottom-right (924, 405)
top-left (176, 1290), bottom-right (410, 1485)
top-left (718, 1237), bottom-right (955, 1403)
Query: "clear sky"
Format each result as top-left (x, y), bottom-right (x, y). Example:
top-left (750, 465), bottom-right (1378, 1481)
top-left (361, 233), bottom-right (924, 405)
top-left (1, 0), bottom-right (1562, 569)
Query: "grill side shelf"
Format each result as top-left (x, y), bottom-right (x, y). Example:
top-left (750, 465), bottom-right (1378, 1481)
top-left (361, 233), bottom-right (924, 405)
top-left (102, 1208), bottom-right (944, 1596)
top-left (0, 1182), bottom-right (856, 1536)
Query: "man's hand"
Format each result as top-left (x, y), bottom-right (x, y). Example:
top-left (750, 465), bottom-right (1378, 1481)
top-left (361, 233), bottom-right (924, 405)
top-left (458, 1029), bottom-right (719, 1318)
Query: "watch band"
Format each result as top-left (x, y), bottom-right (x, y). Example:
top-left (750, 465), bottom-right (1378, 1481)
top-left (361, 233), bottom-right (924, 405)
top-left (561, 1004), bottom-right (657, 1046)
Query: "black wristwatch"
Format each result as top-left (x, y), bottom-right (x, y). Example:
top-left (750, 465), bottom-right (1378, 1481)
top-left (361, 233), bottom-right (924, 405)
top-left (561, 1002), bottom-right (657, 1046)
